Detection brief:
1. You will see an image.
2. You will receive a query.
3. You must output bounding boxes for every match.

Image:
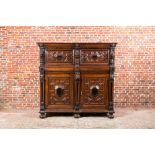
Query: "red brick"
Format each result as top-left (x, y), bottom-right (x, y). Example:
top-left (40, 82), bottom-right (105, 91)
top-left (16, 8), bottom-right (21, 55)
top-left (0, 26), bottom-right (155, 109)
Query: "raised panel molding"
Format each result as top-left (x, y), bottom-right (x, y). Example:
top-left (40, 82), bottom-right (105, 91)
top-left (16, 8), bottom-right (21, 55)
top-left (81, 77), bottom-right (107, 106)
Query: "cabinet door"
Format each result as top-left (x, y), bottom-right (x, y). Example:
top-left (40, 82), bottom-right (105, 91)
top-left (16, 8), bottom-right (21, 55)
top-left (45, 73), bottom-right (74, 112)
top-left (80, 74), bottom-right (109, 112)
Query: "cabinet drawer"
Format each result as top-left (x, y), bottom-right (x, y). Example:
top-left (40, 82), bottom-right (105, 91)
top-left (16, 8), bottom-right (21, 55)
top-left (80, 49), bottom-right (109, 65)
top-left (44, 43), bottom-right (74, 67)
top-left (45, 50), bottom-right (73, 66)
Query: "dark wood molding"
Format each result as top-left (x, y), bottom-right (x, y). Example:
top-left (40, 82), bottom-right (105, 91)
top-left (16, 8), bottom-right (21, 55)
top-left (74, 43), bottom-right (81, 113)
top-left (38, 44), bottom-right (46, 118)
top-left (107, 43), bottom-right (116, 118)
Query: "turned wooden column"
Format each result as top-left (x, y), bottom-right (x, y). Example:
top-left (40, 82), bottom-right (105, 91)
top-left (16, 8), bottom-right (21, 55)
top-left (73, 43), bottom-right (81, 118)
top-left (38, 43), bottom-right (46, 118)
top-left (108, 43), bottom-right (116, 118)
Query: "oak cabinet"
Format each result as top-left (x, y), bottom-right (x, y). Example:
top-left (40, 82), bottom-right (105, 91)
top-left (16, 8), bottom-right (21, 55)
top-left (38, 43), bottom-right (116, 118)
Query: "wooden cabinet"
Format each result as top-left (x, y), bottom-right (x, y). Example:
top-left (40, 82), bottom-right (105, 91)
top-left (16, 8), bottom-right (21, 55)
top-left (38, 43), bottom-right (116, 118)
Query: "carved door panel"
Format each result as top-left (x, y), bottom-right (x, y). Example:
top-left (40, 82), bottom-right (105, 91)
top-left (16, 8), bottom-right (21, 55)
top-left (80, 74), bottom-right (109, 112)
top-left (45, 73), bottom-right (74, 112)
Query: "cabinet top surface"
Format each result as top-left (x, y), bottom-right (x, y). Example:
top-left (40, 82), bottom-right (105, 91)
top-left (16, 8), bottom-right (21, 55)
top-left (38, 43), bottom-right (117, 50)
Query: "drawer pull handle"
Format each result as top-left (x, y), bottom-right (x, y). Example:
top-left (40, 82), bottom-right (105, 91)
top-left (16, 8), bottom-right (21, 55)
top-left (92, 54), bottom-right (98, 60)
top-left (55, 86), bottom-right (64, 97)
top-left (54, 54), bottom-right (64, 60)
top-left (90, 85), bottom-right (99, 97)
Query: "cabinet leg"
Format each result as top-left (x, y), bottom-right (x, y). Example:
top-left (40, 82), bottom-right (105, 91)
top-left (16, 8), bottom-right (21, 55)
top-left (74, 113), bottom-right (80, 118)
top-left (107, 112), bottom-right (114, 119)
top-left (39, 112), bottom-right (47, 119)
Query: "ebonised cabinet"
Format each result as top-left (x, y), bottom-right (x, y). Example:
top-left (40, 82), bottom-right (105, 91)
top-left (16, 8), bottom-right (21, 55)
top-left (38, 43), bottom-right (116, 118)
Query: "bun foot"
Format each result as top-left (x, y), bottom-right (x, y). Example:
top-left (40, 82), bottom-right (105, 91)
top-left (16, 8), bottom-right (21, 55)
top-left (39, 112), bottom-right (47, 119)
top-left (107, 112), bottom-right (114, 119)
top-left (74, 113), bottom-right (80, 118)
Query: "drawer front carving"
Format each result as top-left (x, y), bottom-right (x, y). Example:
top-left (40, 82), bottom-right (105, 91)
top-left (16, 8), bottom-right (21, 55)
top-left (46, 50), bottom-right (73, 64)
top-left (80, 49), bottom-right (109, 64)
top-left (80, 74), bottom-right (108, 109)
top-left (45, 74), bottom-right (74, 109)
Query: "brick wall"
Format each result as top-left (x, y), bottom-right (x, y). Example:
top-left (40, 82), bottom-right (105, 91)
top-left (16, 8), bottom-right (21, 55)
top-left (0, 26), bottom-right (155, 109)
